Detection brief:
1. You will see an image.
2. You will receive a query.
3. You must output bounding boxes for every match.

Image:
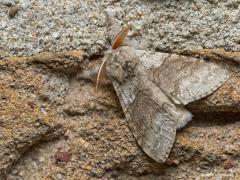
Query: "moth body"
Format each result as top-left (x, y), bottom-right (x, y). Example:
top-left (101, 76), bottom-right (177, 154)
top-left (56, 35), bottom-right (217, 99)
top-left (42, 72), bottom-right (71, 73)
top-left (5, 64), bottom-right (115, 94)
top-left (104, 45), bottom-right (230, 162)
top-left (80, 10), bottom-right (236, 163)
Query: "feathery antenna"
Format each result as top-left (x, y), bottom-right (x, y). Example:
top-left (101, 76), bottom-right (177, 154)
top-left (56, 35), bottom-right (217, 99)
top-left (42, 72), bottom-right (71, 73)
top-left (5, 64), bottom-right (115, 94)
top-left (95, 57), bottom-right (107, 91)
top-left (112, 25), bottom-right (130, 49)
top-left (95, 25), bottom-right (130, 91)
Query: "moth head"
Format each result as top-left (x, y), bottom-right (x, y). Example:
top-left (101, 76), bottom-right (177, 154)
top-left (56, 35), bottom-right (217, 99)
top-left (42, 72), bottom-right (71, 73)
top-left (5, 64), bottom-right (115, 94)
top-left (95, 25), bottom-right (131, 91)
top-left (106, 46), bottom-right (138, 83)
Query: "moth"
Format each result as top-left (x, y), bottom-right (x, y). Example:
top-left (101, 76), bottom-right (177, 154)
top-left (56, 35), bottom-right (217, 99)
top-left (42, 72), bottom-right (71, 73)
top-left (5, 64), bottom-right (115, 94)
top-left (80, 10), bottom-right (231, 162)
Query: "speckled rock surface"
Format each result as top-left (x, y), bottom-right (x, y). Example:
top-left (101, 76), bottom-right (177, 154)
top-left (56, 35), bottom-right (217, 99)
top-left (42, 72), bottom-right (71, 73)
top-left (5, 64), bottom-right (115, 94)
top-left (1, 0), bottom-right (240, 58)
top-left (0, 51), bottom-right (239, 179)
top-left (1, 0), bottom-right (240, 179)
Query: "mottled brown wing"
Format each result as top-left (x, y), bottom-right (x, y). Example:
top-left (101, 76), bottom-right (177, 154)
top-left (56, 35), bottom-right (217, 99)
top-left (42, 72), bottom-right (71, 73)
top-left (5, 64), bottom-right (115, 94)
top-left (136, 50), bottom-right (230, 105)
top-left (107, 47), bottom-right (192, 162)
top-left (112, 77), bottom-right (191, 162)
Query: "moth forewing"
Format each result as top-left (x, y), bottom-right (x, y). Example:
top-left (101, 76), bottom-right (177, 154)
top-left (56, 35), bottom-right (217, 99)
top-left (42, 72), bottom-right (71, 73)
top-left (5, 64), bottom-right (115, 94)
top-left (135, 50), bottom-right (230, 105)
top-left (111, 74), bottom-right (192, 162)
top-left (108, 47), bottom-right (192, 162)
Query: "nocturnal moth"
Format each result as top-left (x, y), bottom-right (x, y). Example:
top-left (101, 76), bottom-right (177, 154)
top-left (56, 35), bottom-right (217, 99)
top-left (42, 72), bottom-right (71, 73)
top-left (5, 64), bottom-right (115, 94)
top-left (82, 10), bottom-right (231, 162)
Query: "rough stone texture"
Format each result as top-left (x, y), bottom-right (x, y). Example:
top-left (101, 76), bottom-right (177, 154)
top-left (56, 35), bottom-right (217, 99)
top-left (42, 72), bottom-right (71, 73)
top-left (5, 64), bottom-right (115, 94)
top-left (1, 0), bottom-right (240, 58)
top-left (0, 53), bottom-right (73, 178)
top-left (1, 0), bottom-right (240, 179)
top-left (178, 48), bottom-right (240, 64)
top-left (0, 51), bottom-right (239, 179)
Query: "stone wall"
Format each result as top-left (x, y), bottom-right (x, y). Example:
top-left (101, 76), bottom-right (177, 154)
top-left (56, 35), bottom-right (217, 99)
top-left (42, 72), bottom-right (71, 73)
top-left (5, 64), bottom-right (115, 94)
top-left (0, 0), bottom-right (239, 179)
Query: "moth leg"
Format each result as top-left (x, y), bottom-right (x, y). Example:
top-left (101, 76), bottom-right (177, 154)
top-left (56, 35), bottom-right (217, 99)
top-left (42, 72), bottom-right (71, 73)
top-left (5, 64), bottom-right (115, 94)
top-left (76, 67), bottom-right (98, 83)
top-left (77, 63), bottom-right (111, 89)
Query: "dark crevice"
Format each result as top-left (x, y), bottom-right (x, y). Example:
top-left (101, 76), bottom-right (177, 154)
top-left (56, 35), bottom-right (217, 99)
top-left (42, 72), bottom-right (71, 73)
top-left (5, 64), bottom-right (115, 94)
top-left (190, 112), bottom-right (240, 127)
